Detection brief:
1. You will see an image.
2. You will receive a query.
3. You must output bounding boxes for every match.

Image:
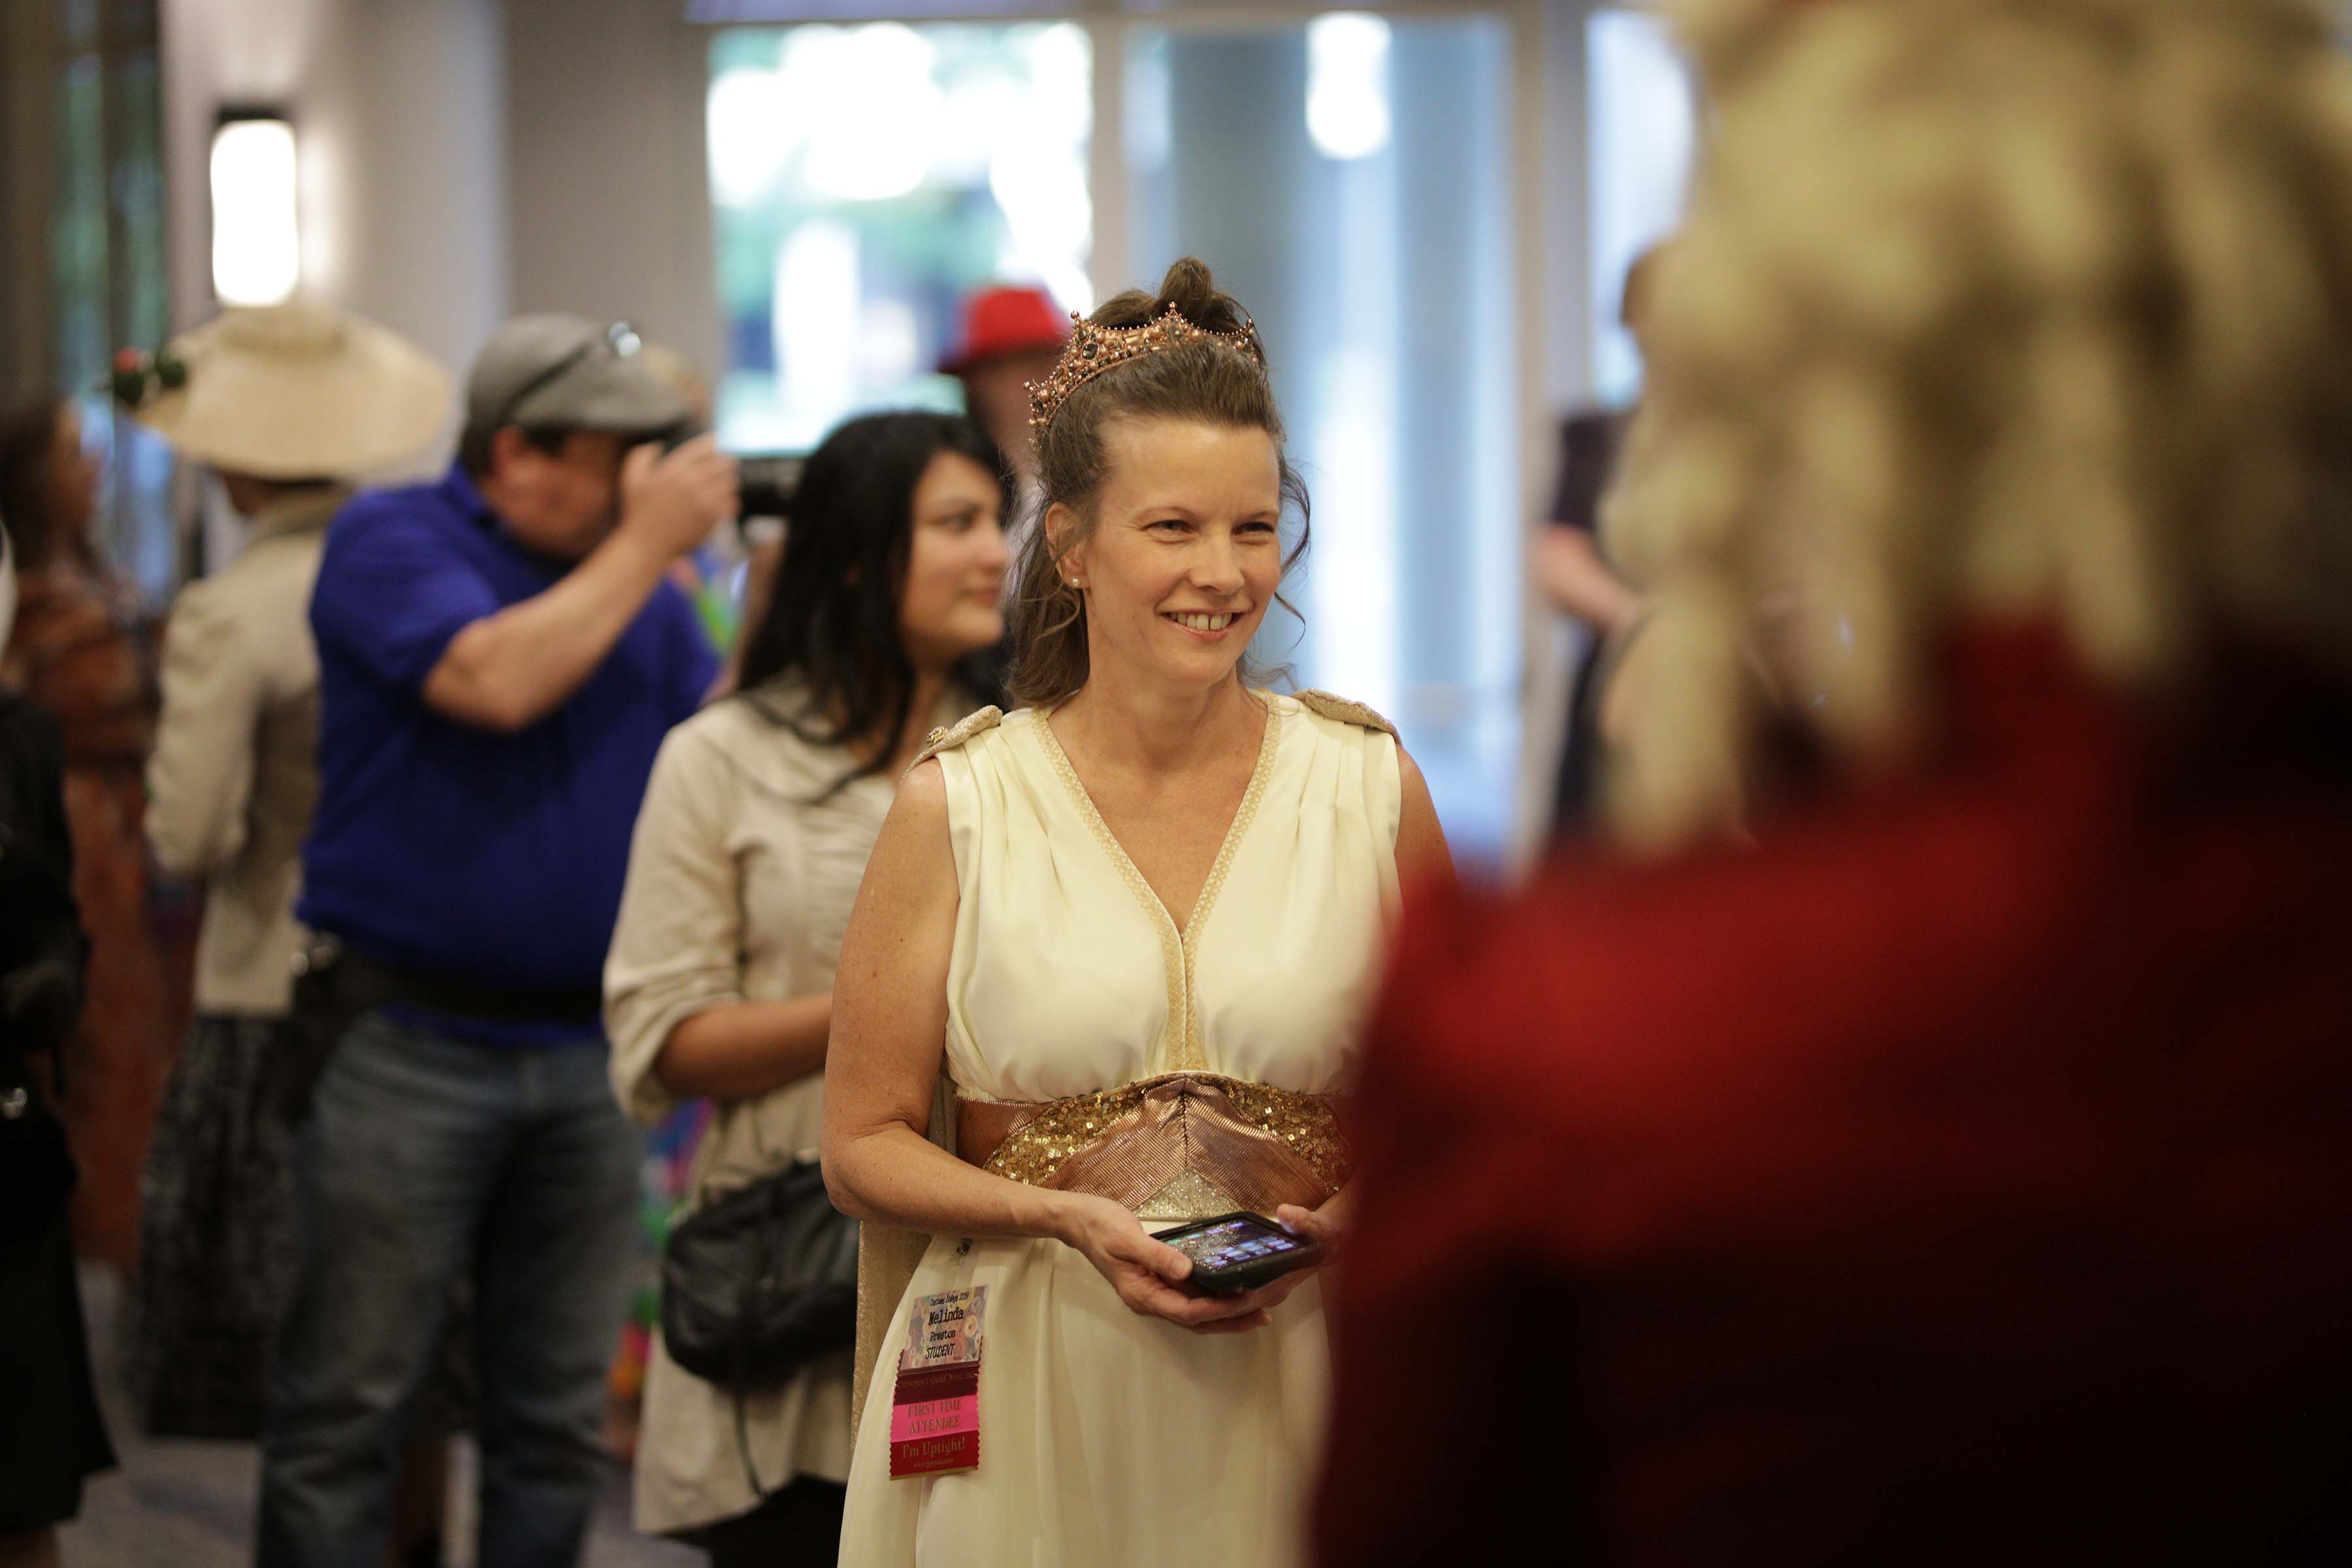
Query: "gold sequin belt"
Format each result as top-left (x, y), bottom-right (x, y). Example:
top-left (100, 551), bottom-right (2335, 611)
top-left (956, 1071), bottom-right (1352, 1222)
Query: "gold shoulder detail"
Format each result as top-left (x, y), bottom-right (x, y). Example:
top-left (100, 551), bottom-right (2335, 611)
top-left (1291, 689), bottom-right (1399, 740)
top-left (908, 705), bottom-right (1005, 772)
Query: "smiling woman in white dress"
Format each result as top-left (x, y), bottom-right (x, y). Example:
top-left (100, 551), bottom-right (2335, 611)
top-left (604, 411), bottom-right (1011, 1567)
top-left (823, 259), bottom-right (1451, 1568)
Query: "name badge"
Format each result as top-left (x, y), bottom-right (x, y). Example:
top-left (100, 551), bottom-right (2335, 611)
top-left (890, 1284), bottom-right (986, 1478)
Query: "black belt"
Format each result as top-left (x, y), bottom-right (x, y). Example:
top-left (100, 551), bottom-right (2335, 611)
top-left (278, 938), bottom-right (601, 1121)
top-left (314, 939), bottom-right (604, 1028)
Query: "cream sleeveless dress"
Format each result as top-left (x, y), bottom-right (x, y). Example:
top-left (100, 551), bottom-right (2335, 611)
top-left (837, 691), bottom-right (1402, 1568)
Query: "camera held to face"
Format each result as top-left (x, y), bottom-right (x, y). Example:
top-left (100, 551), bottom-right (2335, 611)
top-left (734, 453), bottom-right (802, 521)
top-left (662, 422), bottom-right (801, 522)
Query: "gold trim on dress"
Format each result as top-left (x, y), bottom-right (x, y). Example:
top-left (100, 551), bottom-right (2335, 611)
top-left (1028, 693), bottom-right (1282, 1074)
top-left (1292, 689), bottom-right (1399, 740)
top-left (909, 704), bottom-right (1004, 774)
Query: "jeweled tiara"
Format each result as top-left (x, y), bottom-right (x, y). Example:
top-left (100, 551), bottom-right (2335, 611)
top-left (1026, 304), bottom-right (1264, 431)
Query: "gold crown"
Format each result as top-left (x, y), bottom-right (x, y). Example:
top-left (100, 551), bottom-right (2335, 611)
top-left (1026, 304), bottom-right (1264, 431)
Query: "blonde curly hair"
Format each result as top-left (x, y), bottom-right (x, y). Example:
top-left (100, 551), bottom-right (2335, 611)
top-left (1605, 0), bottom-right (2352, 847)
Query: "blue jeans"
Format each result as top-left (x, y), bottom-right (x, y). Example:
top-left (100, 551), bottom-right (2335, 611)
top-left (257, 1011), bottom-right (640, 1568)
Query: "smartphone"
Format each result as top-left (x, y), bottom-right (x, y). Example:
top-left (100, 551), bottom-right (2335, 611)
top-left (1155, 1211), bottom-right (1324, 1298)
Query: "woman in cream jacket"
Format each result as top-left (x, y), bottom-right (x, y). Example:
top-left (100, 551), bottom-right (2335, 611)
top-left (606, 410), bottom-right (1009, 1567)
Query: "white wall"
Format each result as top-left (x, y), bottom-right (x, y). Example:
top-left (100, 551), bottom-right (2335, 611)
top-left (161, 0), bottom-right (508, 418)
top-left (504, 0), bottom-right (720, 381)
top-left (162, 0), bottom-right (720, 425)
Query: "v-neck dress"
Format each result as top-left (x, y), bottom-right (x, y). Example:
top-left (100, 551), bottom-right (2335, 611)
top-left (836, 693), bottom-right (1403, 1568)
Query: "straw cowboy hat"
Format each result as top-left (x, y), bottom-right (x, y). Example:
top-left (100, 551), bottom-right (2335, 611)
top-left (127, 302), bottom-right (451, 479)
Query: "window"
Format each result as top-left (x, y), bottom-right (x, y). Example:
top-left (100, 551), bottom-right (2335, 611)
top-left (707, 22), bottom-right (1093, 451)
top-left (6, 0), bottom-right (176, 600)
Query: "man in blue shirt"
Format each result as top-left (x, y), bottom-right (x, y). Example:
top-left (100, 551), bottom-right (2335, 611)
top-left (258, 316), bottom-right (736, 1568)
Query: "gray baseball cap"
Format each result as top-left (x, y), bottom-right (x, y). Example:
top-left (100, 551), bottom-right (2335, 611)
top-left (465, 314), bottom-right (692, 438)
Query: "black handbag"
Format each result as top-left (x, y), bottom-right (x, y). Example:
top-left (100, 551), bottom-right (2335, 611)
top-left (1, 1041), bottom-right (74, 1245)
top-left (660, 1154), bottom-right (859, 1393)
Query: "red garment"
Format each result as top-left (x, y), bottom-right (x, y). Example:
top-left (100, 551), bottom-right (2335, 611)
top-left (2, 562), bottom-right (186, 1267)
top-left (1318, 626), bottom-right (2352, 1565)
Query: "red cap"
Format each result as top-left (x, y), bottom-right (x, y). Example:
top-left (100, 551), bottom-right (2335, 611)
top-left (941, 285), bottom-right (1069, 375)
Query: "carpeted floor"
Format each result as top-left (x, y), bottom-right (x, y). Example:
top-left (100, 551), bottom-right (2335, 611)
top-left (58, 1266), bottom-right (696, 1568)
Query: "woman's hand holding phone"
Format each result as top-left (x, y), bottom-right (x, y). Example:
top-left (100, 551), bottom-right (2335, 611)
top-left (1056, 1194), bottom-right (1290, 1335)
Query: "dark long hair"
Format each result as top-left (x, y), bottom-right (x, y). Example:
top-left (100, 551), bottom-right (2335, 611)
top-left (735, 410), bottom-right (1009, 796)
top-left (0, 398), bottom-right (88, 573)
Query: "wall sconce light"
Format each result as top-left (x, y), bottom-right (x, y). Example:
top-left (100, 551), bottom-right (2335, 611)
top-left (210, 107), bottom-right (299, 306)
